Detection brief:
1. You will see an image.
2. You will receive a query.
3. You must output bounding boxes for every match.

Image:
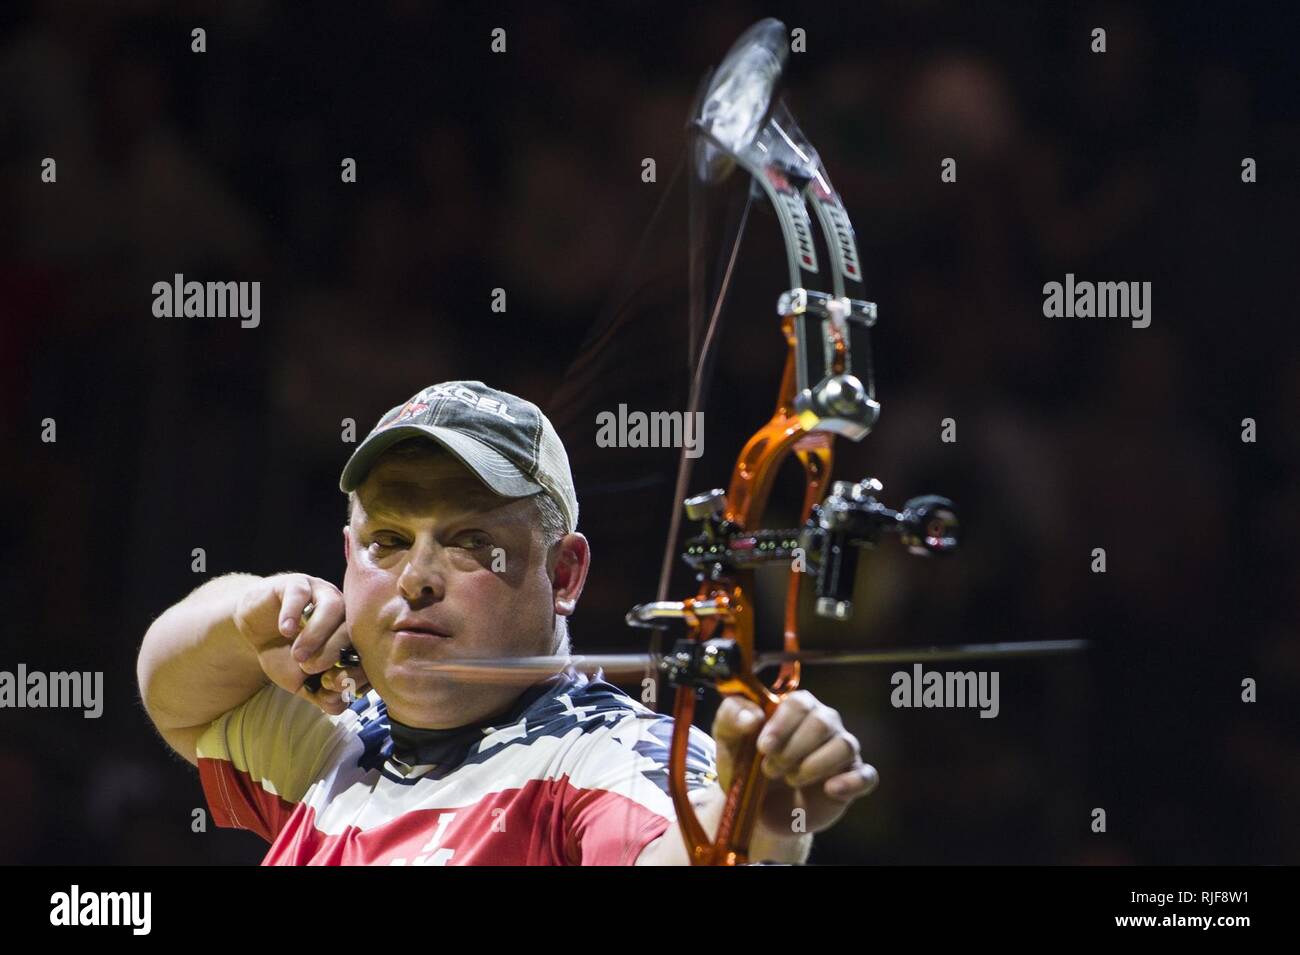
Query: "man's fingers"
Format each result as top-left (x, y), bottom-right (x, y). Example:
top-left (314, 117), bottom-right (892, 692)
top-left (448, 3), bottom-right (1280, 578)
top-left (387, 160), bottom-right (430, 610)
top-left (777, 734), bottom-right (861, 789)
top-left (755, 690), bottom-right (819, 757)
top-left (760, 704), bottom-right (847, 777)
top-left (276, 577), bottom-right (315, 638)
top-left (712, 697), bottom-right (767, 749)
top-left (318, 665), bottom-right (369, 696)
top-left (297, 659), bottom-right (368, 714)
top-left (291, 590), bottom-right (345, 663)
top-left (312, 667), bottom-right (370, 713)
top-left (298, 621), bottom-right (353, 674)
top-left (823, 762), bottom-right (879, 801)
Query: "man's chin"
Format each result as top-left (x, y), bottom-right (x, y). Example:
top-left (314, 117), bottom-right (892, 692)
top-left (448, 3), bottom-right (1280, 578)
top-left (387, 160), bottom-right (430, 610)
top-left (377, 664), bottom-right (519, 729)
top-left (380, 660), bottom-right (456, 692)
top-left (377, 686), bottom-right (455, 727)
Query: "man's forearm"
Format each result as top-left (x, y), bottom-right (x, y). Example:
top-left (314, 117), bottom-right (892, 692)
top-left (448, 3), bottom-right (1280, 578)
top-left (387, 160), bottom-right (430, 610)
top-left (638, 786), bottom-right (813, 865)
top-left (747, 825), bottom-right (813, 865)
top-left (136, 572), bottom-right (268, 731)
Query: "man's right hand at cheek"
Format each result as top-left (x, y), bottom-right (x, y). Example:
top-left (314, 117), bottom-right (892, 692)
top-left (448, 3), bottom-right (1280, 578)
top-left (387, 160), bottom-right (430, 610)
top-left (232, 573), bottom-right (371, 716)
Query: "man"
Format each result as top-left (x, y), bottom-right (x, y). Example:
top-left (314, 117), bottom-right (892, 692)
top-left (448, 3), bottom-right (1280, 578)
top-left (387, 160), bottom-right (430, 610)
top-left (137, 380), bottom-right (877, 864)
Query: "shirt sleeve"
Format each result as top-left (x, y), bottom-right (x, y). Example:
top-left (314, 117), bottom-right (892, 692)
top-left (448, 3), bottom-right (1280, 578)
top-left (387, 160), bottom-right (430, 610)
top-left (195, 682), bottom-right (345, 843)
top-left (560, 713), bottom-right (718, 865)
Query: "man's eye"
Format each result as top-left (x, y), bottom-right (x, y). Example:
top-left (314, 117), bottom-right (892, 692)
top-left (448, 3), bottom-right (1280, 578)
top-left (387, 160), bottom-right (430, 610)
top-left (368, 535), bottom-right (406, 551)
top-left (454, 533), bottom-right (492, 550)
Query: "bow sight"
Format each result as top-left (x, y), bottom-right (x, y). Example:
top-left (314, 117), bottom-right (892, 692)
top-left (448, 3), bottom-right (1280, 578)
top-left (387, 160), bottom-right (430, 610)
top-left (630, 478), bottom-right (960, 688)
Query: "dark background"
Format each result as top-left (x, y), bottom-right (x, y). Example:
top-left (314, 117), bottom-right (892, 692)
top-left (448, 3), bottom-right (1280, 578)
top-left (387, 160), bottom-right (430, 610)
top-left (1, 0), bottom-right (1297, 865)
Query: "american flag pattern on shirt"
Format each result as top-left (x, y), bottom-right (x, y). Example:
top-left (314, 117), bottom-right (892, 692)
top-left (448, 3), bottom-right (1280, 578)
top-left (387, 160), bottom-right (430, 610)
top-left (195, 671), bottom-right (718, 865)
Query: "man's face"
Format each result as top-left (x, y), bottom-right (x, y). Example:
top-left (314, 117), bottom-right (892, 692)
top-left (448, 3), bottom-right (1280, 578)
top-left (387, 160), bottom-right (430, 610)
top-left (342, 447), bottom-right (585, 728)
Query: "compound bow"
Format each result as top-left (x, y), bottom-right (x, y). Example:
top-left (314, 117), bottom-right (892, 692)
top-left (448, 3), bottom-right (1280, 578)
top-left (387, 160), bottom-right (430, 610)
top-left (322, 18), bottom-right (1084, 866)
top-left (617, 18), bottom-right (966, 866)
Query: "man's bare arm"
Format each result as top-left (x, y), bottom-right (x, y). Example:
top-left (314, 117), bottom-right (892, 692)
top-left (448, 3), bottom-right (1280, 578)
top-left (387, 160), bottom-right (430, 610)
top-left (138, 571), bottom-right (366, 768)
top-left (635, 786), bottom-right (813, 865)
top-left (136, 573), bottom-right (270, 766)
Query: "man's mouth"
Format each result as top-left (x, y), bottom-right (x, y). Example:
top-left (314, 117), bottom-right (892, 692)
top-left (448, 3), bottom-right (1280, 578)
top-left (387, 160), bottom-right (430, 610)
top-left (392, 618), bottom-right (452, 640)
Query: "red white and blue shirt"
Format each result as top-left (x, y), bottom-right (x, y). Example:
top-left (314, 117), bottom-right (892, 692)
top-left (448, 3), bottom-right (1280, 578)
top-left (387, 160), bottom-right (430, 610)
top-left (196, 670), bottom-right (718, 865)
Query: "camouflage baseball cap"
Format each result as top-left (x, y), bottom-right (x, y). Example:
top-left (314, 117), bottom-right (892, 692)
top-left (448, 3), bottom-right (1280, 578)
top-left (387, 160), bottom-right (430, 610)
top-left (339, 381), bottom-right (578, 533)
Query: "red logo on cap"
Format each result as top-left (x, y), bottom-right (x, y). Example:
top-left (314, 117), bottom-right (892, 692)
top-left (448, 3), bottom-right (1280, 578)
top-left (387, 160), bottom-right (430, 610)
top-left (386, 399), bottom-right (430, 427)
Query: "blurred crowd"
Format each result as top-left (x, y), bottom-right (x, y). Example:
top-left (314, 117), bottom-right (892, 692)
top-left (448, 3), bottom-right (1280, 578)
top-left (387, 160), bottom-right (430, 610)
top-left (1, 1), bottom-right (1296, 864)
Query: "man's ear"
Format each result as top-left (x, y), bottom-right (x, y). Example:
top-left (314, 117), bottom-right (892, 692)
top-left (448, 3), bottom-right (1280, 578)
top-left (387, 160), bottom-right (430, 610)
top-left (342, 524), bottom-right (352, 566)
top-left (551, 532), bottom-right (590, 616)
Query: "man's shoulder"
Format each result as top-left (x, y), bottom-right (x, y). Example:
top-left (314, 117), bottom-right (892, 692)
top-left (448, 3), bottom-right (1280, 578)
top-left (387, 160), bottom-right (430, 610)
top-left (527, 671), bottom-right (667, 734)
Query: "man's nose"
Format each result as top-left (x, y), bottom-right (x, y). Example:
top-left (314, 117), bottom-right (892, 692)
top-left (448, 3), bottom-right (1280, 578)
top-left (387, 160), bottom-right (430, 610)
top-left (397, 540), bottom-right (446, 602)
